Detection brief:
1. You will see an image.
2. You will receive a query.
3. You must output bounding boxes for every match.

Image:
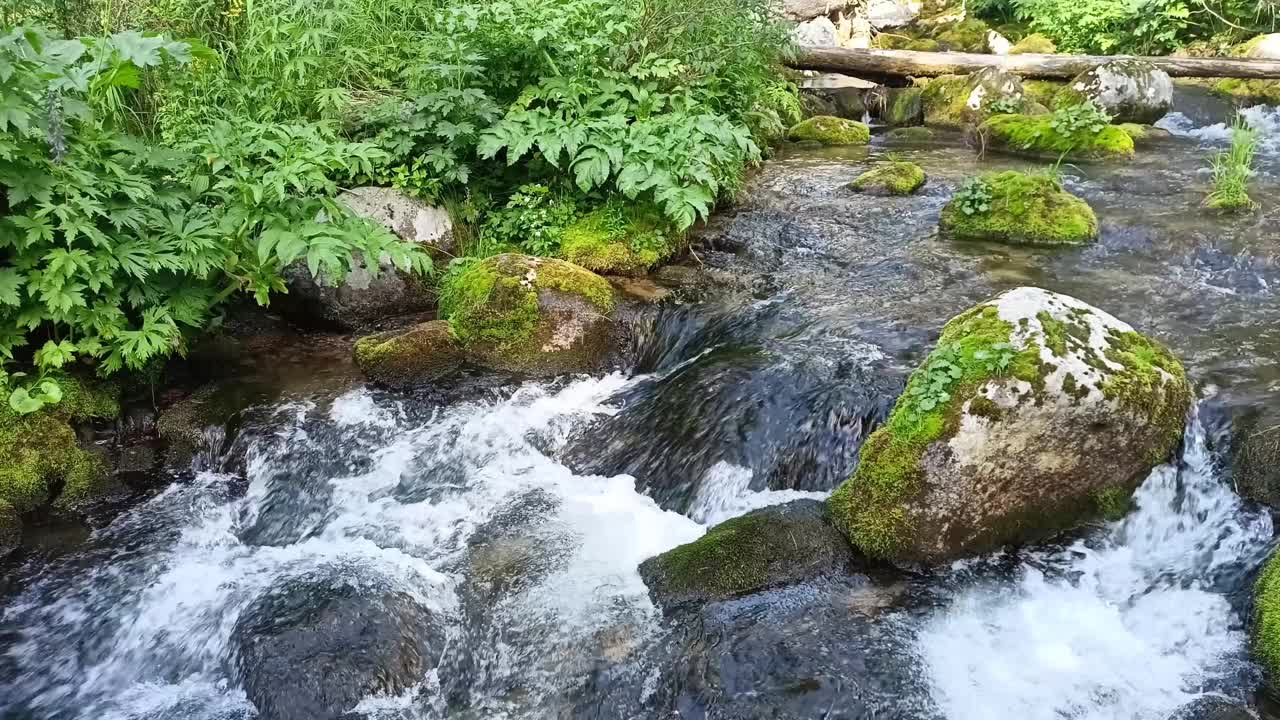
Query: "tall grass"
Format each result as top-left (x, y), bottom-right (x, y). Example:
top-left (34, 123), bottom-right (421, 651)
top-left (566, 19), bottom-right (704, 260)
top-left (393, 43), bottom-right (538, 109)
top-left (1205, 117), bottom-right (1259, 212)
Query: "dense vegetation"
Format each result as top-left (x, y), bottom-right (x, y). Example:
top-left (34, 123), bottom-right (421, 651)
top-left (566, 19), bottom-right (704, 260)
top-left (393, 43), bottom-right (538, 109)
top-left (0, 0), bottom-right (797, 408)
top-left (972, 0), bottom-right (1279, 54)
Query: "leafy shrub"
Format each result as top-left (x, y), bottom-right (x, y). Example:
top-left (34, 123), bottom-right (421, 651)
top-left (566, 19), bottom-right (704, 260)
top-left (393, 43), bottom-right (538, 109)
top-left (952, 178), bottom-right (994, 216)
top-left (481, 185), bottom-right (579, 257)
top-left (1049, 101), bottom-right (1112, 137)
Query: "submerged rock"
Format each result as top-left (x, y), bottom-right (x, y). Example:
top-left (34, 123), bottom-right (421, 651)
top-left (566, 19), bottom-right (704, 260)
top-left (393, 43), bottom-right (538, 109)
top-left (849, 161), bottom-right (927, 196)
top-left (1059, 60), bottom-right (1174, 124)
top-left (639, 500), bottom-right (857, 611)
top-left (353, 320), bottom-right (464, 388)
top-left (232, 571), bottom-right (444, 720)
top-left (979, 113), bottom-right (1135, 161)
top-left (1164, 696), bottom-right (1255, 720)
top-left (940, 171), bottom-right (1098, 246)
top-left (827, 287), bottom-right (1192, 562)
top-left (787, 116), bottom-right (871, 145)
top-left (885, 126), bottom-right (937, 141)
top-left (919, 68), bottom-right (1025, 128)
top-left (439, 254), bottom-right (617, 377)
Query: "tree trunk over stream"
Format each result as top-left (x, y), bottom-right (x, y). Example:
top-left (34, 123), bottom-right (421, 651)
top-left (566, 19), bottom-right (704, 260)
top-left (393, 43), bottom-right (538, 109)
top-left (790, 47), bottom-right (1280, 82)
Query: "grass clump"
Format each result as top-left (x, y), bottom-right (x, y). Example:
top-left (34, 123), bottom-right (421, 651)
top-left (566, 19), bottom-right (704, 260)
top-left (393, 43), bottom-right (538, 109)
top-left (1204, 118), bottom-right (1259, 213)
top-left (787, 116), bottom-right (871, 146)
top-left (849, 161), bottom-right (927, 196)
top-left (940, 170), bottom-right (1099, 246)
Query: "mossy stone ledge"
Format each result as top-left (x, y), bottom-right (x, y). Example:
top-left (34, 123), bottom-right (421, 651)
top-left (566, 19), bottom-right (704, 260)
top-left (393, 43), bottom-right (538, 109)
top-left (787, 116), bottom-right (871, 146)
top-left (638, 499), bottom-right (857, 612)
top-left (1255, 547), bottom-right (1280, 694)
top-left (979, 114), bottom-right (1136, 161)
top-left (849, 161), bottom-right (927, 196)
top-left (439, 253), bottom-right (617, 377)
top-left (354, 320), bottom-right (464, 388)
top-left (940, 171), bottom-right (1099, 246)
top-left (826, 287), bottom-right (1192, 563)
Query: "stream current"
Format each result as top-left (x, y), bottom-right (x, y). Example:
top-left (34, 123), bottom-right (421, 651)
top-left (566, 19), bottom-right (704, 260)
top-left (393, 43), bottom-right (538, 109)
top-left (3, 96), bottom-right (1280, 720)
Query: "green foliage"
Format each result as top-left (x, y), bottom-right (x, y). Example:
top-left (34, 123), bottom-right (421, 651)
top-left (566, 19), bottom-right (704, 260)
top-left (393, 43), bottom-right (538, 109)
top-left (987, 96), bottom-right (1026, 115)
top-left (906, 343), bottom-right (964, 418)
top-left (1205, 117), bottom-right (1258, 212)
top-left (481, 184), bottom-right (578, 257)
top-left (953, 177), bottom-right (994, 216)
top-left (1049, 101), bottom-right (1111, 137)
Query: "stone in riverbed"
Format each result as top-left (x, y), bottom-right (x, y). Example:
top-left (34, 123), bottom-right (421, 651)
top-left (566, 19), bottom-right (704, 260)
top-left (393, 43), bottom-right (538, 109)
top-left (941, 171), bottom-right (1098, 246)
top-left (353, 320), bottom-right (464, 388)
top-left (1164, 696), bottom-right (1255, 720)
top-left (787, 115), bottom-right (871, 145)
top-left (979, 113), bottom-right (1135, 161)
top-left (919, 68), bottom-right (1026, 128)
top-left (639, 499), bottom-right (857, 611)
top-left (439, 253), bottom-right (616, 377)
top-left (849, 161), bottom-right (927, 195)
top-left (792, 16), bottom-right (839, 47)
top-left (232, 570), bottom-right (445, 720)
top-left (827, 287), bottom-right (1192, 562)
top-left (1057, 60), bottom-right (1174, 124)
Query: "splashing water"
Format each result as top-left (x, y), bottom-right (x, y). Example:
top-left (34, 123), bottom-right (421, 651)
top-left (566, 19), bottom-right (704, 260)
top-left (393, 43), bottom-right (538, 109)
top-left (919, 414), bottom-right (1274, 720)
top-left (1158, 106), bottom-right (1280, 154)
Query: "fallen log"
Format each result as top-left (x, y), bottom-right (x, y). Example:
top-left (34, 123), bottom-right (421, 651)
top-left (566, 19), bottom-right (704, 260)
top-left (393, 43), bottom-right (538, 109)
top-left (790, 47), bottom-right (1280, 81)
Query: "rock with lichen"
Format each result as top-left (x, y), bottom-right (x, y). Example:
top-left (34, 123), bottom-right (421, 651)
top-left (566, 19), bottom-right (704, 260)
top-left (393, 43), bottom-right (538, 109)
top-left (787, 116), bottom-right (871, 145)
top-left (940, 171), bottom-right (1099, 246)
top-left (978, 112), bottom-right (1136, 161)
top-left (639, 500), bottom-right (857, 611)
top-left (919, 68), bottom-right (1025, 128)
top-left (827, 287), bottom-right (1192, 563)
top-left (849, 161), bottom-right (927, 195)
top-left (1057, 60), bottom-right (1173, 124)
top-left (438, 254), bottom-right (617, 377)
top-left (353, 320), bottom-right (464, 388)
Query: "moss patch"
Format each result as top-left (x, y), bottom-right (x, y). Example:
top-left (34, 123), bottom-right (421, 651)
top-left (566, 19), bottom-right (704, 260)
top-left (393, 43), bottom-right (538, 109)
top-left (886, 126), bottom-right (937, 142)
top-left (1255, 548), bottom-right (1280, 689)
top-left (1211, 78), bottom-right (1280, 107)
top-left (934, 18), bottom-right (990, 52)
top-left (354, 321), bottom-right (464, 388)
top-left (940, 170), bottom-right (1099, 246)
top-left (559, 206), bottom-right (676, 276)
top-left (1093, 487), bottom-right (1132, 521)
top-left (1009, 33), bottom-right (1056, 54)
top-left (980, 113), bottom-right (1136, 160)
top-left (1022, 80), bottom-right (1065, 108)
top-left (827, 306), bottom-right (1042, 558)
top-left (918, 75), bottom-right (972, 128)
top-left (849, 161), bottom-right (927, 195)
top-left (787, 116), bottom-right (871, 146)
top-left (0, 376), bottom-right (120, 513)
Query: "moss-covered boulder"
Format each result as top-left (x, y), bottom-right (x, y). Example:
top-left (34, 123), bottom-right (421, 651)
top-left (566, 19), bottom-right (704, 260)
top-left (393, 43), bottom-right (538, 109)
top-left (940, 171), bottom-right (1099, 246)
top-left (1211, 78), bottom-right (1280, 108)
top-left (0, 377), bottom-right (120, 516)
top-left (1234, 33), bottom-right (1280, 60)
top-left (870, 87), bottom-right (924, 127)
top-left (1256, 548), bottom-right (1280, 693)
top-left (1058, 60), bottom-right (1174, 124)
top-left (353, 320), bottom-right (464, 388)
top-left (849, 161), bottom-right (927, 195)
top-left (1022, 79), bottom-right (1065, 108)
top-left (787, 116), bottom-right (871, 145)
top-left (439, 254), bottom-right (616, 377)
top-left (1009, 33), bottom-right (1056, 54)
top-left (560, 208), bottom-right (677, 276)
top-left (0, 499), bottom-right (19, 558)
top-left (919, 68), bottom-right (1025, 128)
top-left (827, 287), bottom-right (1192, 562)
top-left (638, 500), bottom-right (856, 611)
top-left (934, 18), bottom-right (991, 52)
top-left (1117, 123), bottom-right (1172, 147)
top-left (979, 113), bottom-right (1136, 161)
top-left (885, 126), bottom-right (937, 142)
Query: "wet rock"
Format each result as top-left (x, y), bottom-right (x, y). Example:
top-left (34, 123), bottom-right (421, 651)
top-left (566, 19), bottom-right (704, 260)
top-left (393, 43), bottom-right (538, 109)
top-left (1165, 696), bottom-right (1255, 720)
top-left (639, 500), bottom-right (857, 611)
top-left (849, 161), bottom-right (926, 196)
top-left (461, 489), bottom-right (568, 602)
top-left (782, 0), bottom-right (850, 21)
top-left (1118, 123), bottom-right (1173, 147)
top-left (919, 68), bottom-right (1025, 127)
top-left (787, 116), bottom-right (871, 145)
top-left (801, 74), bottom-right (873, 120)
top-left (0, 500), bottom-right (18, 558)
top-left (885, 126), bottom-right (937, 141)
top-left (941, 171), bottom-right (1099, 246)
top-left (828, 287), bottom-right (1193, 562)
top-left (232, 571), bottom-right (444, 720)
top-left (1059, 60), bottom-right (1174, 124)
top-left (868, 86), bottom-right (923, 126)
top-left (353, 320), bottom-right (464, 389)
top-left (1233, 410), bottom-right (1280, 510)
top-left (439, 254), bottom-right (617, 377)
top-left (792, 16), bottom-right (839, 47)
top-left (156, 382), bottom-right (259, 472)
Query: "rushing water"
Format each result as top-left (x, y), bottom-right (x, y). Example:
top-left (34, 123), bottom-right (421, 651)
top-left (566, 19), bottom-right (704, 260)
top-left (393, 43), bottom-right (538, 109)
top-left (4, 99), bottom-right (1280, 719)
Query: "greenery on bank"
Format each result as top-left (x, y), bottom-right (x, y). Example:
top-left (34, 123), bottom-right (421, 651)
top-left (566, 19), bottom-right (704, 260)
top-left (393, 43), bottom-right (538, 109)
top-left (0, 0), bottom-right (797, 406)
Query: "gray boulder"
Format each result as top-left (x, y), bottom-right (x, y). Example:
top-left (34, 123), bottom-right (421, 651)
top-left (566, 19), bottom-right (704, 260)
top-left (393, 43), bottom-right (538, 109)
top-left (1240, 33), bottom-right (1280, 60)
top-left (782, 0), bottom-right (849, 21)
top-left (866, 0), bottom-right (920, 28)
top-left (1062, 60), bottom-right (1174, 124)
top-left (792, 16), bottom-right (839, 47)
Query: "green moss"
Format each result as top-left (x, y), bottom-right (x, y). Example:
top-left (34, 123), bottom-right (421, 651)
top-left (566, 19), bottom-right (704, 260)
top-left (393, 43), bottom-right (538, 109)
top-left (1093, 487), bottom-right (1131, 521)
top-left (0, 375), bottom-right (120, 513)
top-left (439, 253), bottom-right (614, 350)
top-left (353, 321), bottom-right (463, 388)
top-left (886, 126), bottom-right (936, 142)
top-left (849, 161), bottom-right (927, 195)
top-left (882, 88), bottom-right (924, 127)
top-left (828, 305), bottom-right (1042, 558)
top-left (918, 74), bottom-right (971, 128)
top-left (559, 207), bottom-right (676, 276)
top-left (787, 116), bottom-right (871, 146)
top-left (940, 170), bottom-right (1099, 246)
top-left (1009, 33), bottom-right (1056, 54)
top-left (1232, 35), bottom-right (1267, 57)
top-left (1255, 548), bottom-right (1280, 688)
top-left (1022, 80), bottom-right (1065, 108)
top-left (934, 18), bottom-right (990, 52)
top-left (967, 394), bottom-right (1004, 421)
top-left (0, 498), bottom-right (18, 551)
top-left (905, 38), bottom-right (941, 52)
top-left (1211, 78), bottom-right (1280, 107)
top-left (980, 113), bottom-right (1136, 160)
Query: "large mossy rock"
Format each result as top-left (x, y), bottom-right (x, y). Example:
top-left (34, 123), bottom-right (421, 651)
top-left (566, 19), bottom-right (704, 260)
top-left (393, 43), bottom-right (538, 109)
top-left (940, 171), bottom-right (1099, 246)
top-left (1211, 78), bottom-right (1280, 108)
top-left (1059, 60), bottom-right (1173, 124)
top-left (353, 320), bottom-right (464, 388)
top-left (979, 113), bottom-right (1135, 161)
top-left (849, 161), bottom-right (927, 196)
top-left (233, 571), bottom-right (445, 720)
top-left (0, 377), bottom-right (120, 516)
top-left (919, 68), bottom-right (1025, 128)
top-left (1235, 33), bottom-right (1280, 59)
top-left (827, 287), bottom-right (1192, 562)
top-left (787, 116), bottom-right (871, 145)
top-left (439, 254), bottom-right (616, 377)
top-left (638, 500), bottom-right (856, 611)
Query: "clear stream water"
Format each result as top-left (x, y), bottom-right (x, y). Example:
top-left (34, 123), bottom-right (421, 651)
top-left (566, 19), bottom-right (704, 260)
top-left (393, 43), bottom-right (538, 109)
top-left (3, 97), bottom-right (1280, 720)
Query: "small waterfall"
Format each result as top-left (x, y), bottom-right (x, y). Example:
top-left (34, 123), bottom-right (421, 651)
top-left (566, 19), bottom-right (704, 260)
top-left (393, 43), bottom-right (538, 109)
top-left (919, 413), bottom-right (1274, 720)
